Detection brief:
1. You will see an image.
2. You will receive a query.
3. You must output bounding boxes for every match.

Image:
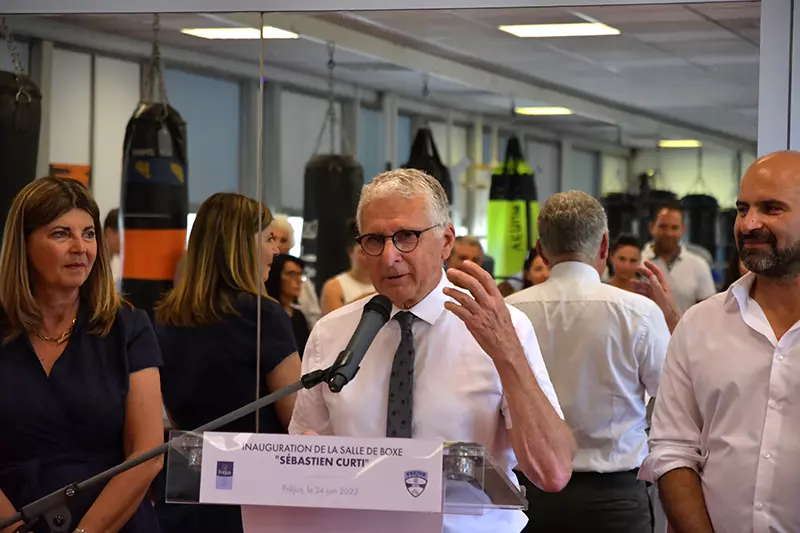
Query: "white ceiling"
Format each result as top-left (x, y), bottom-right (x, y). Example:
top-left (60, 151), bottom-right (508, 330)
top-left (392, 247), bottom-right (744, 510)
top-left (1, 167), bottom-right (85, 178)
top-left (17, 2), bottom-right (759, 147)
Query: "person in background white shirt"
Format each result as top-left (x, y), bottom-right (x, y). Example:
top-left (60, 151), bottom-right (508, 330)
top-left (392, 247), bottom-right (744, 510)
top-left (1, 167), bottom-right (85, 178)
top-left (507, 191), bottom-right (669, 533)
top-left (270, 214), bottom-right (321, 329)
top-left (289, 168), bottom-right (575, 533)
top-left (642, 202), bottom-right (717, 315)
top-left (641, 150), bottom-right (800, 533)
top-left (104, 208), bottom-right (122, 289)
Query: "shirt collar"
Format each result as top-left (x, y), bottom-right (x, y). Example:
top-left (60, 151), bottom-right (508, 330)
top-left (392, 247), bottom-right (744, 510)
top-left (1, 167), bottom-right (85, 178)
top-left (550, 261), bottom-right (601, 283)
top-left (390, 270), bottom-right (449, 326)
top-left (725, 271), bottom-right (756, 308)
top-left (645, 242), bottom-right (685, 262)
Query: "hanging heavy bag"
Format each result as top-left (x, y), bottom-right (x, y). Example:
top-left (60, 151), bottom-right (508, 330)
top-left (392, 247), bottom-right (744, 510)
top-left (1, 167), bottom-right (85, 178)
top-left (681, 194), bottom-right (719, 257)
top-left (0, 72), bottom-right (41, 241)
top-left (120, 103), bottom-right (188, 319)
top-left (302, 154), bottom-right (363, 296)
top-left (487, 135), bottom-right (537, 280)
top-left (403, 127), bottom-right (453, 204)
top-left (603, 193), bottom-right (638, 242)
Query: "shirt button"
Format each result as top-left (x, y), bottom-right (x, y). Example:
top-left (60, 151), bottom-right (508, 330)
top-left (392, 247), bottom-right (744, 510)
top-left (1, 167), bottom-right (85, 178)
top-left (755, 503), bottom-right (764, 511)
top-left (777, 355), bottom-right (785, 361)
top-left (769, 400), bottom-right (778, 409)
top-left (764, 452), bottom-right (772, 459)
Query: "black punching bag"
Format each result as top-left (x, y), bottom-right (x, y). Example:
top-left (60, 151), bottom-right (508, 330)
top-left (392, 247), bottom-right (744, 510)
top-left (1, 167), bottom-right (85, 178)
top-left (404, 127), bottom-right (452, 204)
top-left (0, 72), bottom-right (41, 238)
top-left (603, 193), bottom-right (638, 242)
top-left (681, 194), bottom-right (719, 257)
top-left (302, 154), bottom-right (363, 295)
top-left (719, 207), bottom-right (737, 260)
top-left (121, 103), bottom-right (188, 318)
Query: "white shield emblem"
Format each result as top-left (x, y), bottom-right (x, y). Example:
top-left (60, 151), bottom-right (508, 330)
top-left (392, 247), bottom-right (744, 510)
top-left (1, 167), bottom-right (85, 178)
top-left (404, 470), bottom-right (428, 498)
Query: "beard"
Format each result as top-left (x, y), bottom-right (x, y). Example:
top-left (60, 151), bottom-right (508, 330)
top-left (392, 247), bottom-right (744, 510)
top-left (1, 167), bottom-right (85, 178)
top-left (737, 229), bottom-right (800, 279)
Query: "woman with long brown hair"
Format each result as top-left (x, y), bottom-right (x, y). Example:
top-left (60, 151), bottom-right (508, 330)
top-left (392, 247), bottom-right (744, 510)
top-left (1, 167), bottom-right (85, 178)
top-left (153, 192), bottom-right (301, 533)
top-left (0, 177), bottom-right (164, 533)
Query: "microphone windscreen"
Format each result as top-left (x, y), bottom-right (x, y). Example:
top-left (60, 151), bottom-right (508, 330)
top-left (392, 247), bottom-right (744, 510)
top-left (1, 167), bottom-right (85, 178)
top-left (363, 294), bottom-right (392, 321)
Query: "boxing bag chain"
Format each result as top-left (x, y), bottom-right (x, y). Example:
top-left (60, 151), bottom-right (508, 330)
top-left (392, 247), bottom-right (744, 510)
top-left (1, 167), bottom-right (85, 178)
top-left (0, 17), bottom-right (41, 241)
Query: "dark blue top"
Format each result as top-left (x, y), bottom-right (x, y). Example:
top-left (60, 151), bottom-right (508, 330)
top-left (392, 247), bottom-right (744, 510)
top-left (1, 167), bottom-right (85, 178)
top-left (0, 305), bottom-right (162, 533)
top-left (156, 294), bottom-right (297, 434)
top-left (154, 294), bottom-right (297, 533)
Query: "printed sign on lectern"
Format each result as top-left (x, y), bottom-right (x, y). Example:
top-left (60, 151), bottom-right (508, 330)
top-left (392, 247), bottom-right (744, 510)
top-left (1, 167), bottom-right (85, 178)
top-left (198, 433), bottom-right (444, 514)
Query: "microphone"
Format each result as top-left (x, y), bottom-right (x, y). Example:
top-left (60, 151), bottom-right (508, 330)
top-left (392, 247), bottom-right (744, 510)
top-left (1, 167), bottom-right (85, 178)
top-left (327, 294), bottom-right (392, 393)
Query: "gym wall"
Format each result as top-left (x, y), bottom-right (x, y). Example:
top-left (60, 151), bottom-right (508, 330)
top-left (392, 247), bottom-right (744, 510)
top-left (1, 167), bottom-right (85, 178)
top-left (49, 48), bottom-right (91, 189)
top-left (629, 146), bottom-right (755, 208)
top-left (93, 56), bottom-right (140, 223)
top-left (358, 106), bottom-right (382, 182)
top-left (601, 153), bottom-right (629, 195)
top-left (563, 148), bottom-right (600, 196)
top-left (163, 68), bottom-right (240, 210)
top-left (279, 90), bottom-right (342, 212)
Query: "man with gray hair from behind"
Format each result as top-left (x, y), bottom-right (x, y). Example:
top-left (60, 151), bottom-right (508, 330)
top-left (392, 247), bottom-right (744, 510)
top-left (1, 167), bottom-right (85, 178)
top-left (507, 190), bottom-right (670, 533)
top-left (290, 168), bottom-right (575, 533)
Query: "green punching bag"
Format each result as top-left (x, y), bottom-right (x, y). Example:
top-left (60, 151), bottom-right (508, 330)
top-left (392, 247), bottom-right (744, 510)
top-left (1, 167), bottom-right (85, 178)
top-left (487, 135), bottom-right (538, 280)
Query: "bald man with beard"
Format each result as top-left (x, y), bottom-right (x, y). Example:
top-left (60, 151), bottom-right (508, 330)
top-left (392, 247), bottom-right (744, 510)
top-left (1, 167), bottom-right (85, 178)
top-left (640, 151), bottom-right (800, 533)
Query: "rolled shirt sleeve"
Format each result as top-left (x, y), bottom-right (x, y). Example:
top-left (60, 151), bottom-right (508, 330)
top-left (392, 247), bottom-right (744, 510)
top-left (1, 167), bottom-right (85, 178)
top-left (640, 317), bottom-right (708, 482)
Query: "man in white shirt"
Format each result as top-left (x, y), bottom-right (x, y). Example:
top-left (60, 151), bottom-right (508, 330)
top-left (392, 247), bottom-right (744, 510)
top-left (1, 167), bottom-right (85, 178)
top-left (506, 191), bottom-right (670, 533)
top-left (289, 168), bottom-right (575, 533)
top-left (641, 202), bottom-right (717, 315)
top-left (641, 150), bottom-right (800, 533)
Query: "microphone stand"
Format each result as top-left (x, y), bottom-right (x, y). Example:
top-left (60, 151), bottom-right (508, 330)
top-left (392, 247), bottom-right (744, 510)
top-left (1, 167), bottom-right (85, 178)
top-left (0, 362), bottom-right (347, 533)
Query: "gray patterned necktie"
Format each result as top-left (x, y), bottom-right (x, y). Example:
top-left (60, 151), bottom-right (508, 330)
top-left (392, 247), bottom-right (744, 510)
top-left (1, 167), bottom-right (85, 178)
top-left (386, 311), bottom-right (415, 438)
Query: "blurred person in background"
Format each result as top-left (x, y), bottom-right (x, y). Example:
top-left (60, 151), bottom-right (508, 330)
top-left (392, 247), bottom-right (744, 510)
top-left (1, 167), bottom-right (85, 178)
top-left (642, 202), bottom-right (716, 315)
top-left (270, 215), bottom-right (321, 329)
top-left (498, 248), bottom-right (551, 297)
top-left (0, 178), bottom-right (163, 533)
top-left (607, 234), bottom-right (642, 293)
top-left (266, 254), bottom-right (310, 358)
top-left (153, 193), bottom-right (301, 533)
top-left (320, 219), bottom-right (375, 316)
top-left (445, 235), bottom-right (485, 270)
top-left (104, 207), bottom-right (122, 288)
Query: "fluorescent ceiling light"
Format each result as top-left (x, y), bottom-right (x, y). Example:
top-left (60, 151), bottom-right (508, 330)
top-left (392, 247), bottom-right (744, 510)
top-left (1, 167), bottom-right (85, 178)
top-left (659, 139), bottom-right (703, 148)
top-left (515, 106), bottom-right (573, 116)
top-left (181, 26), bottom-right (299, 40)
top-left (499, 23), bottom-right (620, 38)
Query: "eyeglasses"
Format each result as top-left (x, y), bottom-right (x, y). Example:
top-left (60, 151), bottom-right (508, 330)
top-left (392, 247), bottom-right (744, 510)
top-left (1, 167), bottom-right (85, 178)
top-left (355, 225), bottom-right (439, 257)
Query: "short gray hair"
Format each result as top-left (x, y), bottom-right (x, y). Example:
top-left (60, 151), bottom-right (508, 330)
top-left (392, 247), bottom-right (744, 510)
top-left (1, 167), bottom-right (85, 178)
top-left (357, 169), bottom-right (450, 231)
top-left (538, 191), bottom-right (607, 261)
top-left (270, 214), bottom-right (295, 248)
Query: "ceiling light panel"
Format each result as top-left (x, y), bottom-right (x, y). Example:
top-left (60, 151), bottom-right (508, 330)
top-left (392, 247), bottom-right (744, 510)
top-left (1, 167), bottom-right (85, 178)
top-left (499, 23), bottom-right (620, 38)
top-left (181, 26), bottom-right (298, 40)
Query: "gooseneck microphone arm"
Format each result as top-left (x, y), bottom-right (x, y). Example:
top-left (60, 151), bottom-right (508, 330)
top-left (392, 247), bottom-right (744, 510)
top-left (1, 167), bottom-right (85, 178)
top-left (0, 294), bottom-right (393, 533)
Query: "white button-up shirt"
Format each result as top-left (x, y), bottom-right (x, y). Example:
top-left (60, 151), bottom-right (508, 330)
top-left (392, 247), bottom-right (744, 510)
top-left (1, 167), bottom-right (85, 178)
top-left (507, 262), bottom-right (669, 473)
top-left (641, 244), bottom-right (717, 316)
top-left (641, 272), bottom-right (800, 533)
top-left (289, 271), bottom-right (563, 533)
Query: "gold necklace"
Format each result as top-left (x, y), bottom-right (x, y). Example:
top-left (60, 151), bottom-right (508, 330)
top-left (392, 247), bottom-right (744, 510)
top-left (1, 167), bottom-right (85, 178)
top-left (36, 317), bottom-right (77, 345)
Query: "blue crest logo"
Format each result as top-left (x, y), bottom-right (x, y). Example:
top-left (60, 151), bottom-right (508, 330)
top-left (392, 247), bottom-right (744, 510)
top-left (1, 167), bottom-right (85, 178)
top-left (404, 470), bottom-right (428, 498)
top-left (216, 461), bottom-right (234, 490)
